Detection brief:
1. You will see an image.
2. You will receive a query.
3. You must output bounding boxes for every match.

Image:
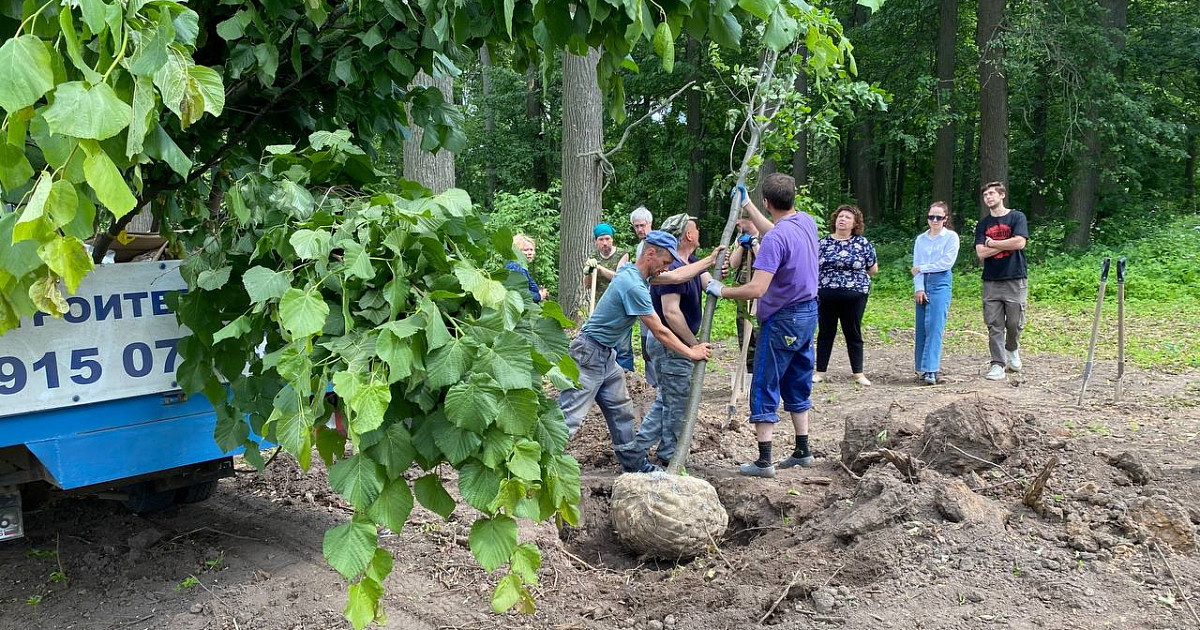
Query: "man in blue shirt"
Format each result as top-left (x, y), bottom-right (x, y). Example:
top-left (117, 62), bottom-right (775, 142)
top-left (559, 230), bottom-right (718, 473)
top-left (634, 214), bottom-right (710, 467)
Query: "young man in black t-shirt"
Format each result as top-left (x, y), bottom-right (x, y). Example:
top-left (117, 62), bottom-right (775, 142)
top-left (974, 181), bottom-right (1029, 380)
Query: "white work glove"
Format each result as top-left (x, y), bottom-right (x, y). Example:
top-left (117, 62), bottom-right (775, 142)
top-left (706, 279), bottom-right (725, 298)
top-left (584, 258), bottom-right (598, 273)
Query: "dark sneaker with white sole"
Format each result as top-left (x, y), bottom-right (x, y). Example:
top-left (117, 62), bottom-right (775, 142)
top-left (738, 462), bottom-right (776, 478)
top-left (777, 454), bottom-right (816, 469)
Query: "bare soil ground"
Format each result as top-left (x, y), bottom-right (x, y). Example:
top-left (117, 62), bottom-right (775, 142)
top-left (3, 343), bottom-right (1199, 630)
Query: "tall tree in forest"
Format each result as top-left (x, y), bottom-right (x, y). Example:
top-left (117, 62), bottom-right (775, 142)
top-left (792, 46), bottom-right (809, 187)
top-left (527, 67), bottom-right (550, 191)
top-left (686, 38), bottom-right (707, 221)
top-left (1065, 0), bottom-right (1128, 249)
top-left (478, 45), bottom-right (498, 206)
top-left (404, 72), bottom-right (457, 192)
top-left (847, 4), bottom-right (881, 221)
top-left (932, 0), bottom-right (958, 205)
top-left (559, 49), bottom-right (605, 318)
top-left (977, 0), bottom-right (1008, 215)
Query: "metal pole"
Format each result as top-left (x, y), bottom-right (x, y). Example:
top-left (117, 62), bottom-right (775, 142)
top-left (1114, 257), bottom-right (1126, 402)
top-left (1078, 257), bottom-right (1111, 405)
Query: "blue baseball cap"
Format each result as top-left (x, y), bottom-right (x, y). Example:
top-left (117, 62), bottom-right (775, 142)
top-left (643, 230), bottom-right (686, 264)
top-left (593, 223), bottom-right (615, 238)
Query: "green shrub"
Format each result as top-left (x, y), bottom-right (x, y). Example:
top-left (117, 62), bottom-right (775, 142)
top-left (484, 186), bottom-right (562, 294)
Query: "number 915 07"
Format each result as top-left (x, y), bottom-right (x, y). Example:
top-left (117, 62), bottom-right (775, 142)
top-left (0, 338), bottom-right (182, 395)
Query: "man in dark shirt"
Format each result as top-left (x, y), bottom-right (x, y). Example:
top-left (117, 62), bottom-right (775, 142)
top-left (633, 213), bottom-right (710, 466)
top-left (974, 181), bottom-right (1029, 380)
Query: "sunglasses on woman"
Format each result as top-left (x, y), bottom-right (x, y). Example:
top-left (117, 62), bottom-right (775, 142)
top-left (927, 215), bottom-right (947, 221)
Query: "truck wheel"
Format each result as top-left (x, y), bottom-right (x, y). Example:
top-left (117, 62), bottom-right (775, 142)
top-left (176, 480), bottom-right (219, 504)
top-left (122, 482), bottom-right (177, 514)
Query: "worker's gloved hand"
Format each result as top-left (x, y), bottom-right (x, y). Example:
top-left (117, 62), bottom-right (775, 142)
top-left (584, 258), bottom-right (598, 273)
top-left (730, 184), bottom-right (749, 208)
top-left (738, 234), bottom-right (757, 250)
top-left (705, 279), bottom-right (725, 298)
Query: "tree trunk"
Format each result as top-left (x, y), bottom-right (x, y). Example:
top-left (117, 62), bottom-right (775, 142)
top-left (559, 49), bottom-right (604, 319)
top-left (686, 38), bottom-right (707, 224)
top-left (792, 46), bottom-right (809, 188)
top-left (893, 156), bottom-right (907, 218)
top-left (932, 0), bottom-right (958, 206)
top-left (403, 72), bottom-right (456, 192)
top-left (1186, 130), bottom-right (1197, 210)
top-left (848, 122), bottom-right (880, 222)
top-left (526, 67), bottom-right (549, 192)
top-left (1028, 69), bottom-right (1050, 220)
top-left (958, 116), bottom-right (976, 218)
top-left (977, 0), bottom-right (1008, 217)
top-left (1065, 0), bottom-right (1128, 249)
top-left (478, 45), bottom-right (497, 208)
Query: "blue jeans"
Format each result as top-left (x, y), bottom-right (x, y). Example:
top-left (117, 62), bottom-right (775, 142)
top-left (634, 335), bottom-right (694, 462)
top-left (558, 334), bottom-right (653, 472)
top-left (749, 300), bottom-right (818, 424)
top-left (915, 271), bottom-right (953, 374)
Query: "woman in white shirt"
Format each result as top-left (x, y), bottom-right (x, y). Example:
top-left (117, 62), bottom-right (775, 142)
top-left (911, 201), bottom-right (959, 385)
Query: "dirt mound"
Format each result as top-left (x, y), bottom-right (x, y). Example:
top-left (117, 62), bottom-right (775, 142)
top-left (916, 397), bottom-right (1028, 474)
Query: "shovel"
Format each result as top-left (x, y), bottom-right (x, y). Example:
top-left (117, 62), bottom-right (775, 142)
top-left (1078, 257), bottom-right (1111, 405)
top-left (588, 269), bottom-right (598, 317)
top-left (1114, 257), bottom-right (1126, 402)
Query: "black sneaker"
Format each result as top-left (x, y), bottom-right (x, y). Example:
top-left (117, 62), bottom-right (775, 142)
top-left (777, 454), bottom-right (816, 469)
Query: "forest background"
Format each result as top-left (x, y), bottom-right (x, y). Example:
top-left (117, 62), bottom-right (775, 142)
top-left (443, 0), bottom-right (1200, 369)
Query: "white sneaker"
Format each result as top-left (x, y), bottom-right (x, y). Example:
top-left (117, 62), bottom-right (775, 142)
top-left (1007, 349), bottom-right (1022, 372)
top-left (854, 375), bottom-right (872, 386)
top-left (812, 371), bottom-right (825, 383)
top-left (985, 364), bottom-right (1006, 380)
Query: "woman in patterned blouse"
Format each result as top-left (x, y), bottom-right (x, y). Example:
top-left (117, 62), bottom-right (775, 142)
top-left (814, 205), bottom-right (878, 386)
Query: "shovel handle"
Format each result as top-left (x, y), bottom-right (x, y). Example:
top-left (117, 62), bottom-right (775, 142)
top-left (1116, 257), bottom-right (1126, 283)
top-left (1100, 257), bottom-right (1111, 281)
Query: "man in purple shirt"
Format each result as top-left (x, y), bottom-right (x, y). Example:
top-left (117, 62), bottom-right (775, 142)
top-left (706, 172), bottom-right (820, 478)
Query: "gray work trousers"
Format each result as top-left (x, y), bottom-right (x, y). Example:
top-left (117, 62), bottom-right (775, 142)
top-left (558, 334), bottom-right (651, 472)
top-left (982, 279), bottom-right (1027, 366)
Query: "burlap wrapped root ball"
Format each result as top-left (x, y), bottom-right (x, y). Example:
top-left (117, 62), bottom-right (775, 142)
top-left (611, 472), bottom-right (728, 558)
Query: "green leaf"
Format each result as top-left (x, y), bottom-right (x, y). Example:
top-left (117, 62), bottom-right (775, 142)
top-left (126, 76), bottom-right (155, 158)
top-left (493, 388), bottom-right (540, 436)
top-left (454, 262), bottom-right (507, 309)
top-left (763, 7), bottom-right (799, 51)
top-left (503, 0), bottom-right (515, 36)
top-left (857, 0), bottom-right (884, 11)
top-left (0, 143), bottom-right (34, 190)
top-left (469, 515), bottom-right (518, 572)
top-left (188, 65), bottom-right (225, 116)
top-left (709, 12), bottom-right (743, 49)
top-left (491, 573), bottom-right (534, 613)
top-left (212, 315), bottom-right (252, 343)
top-left (28, 274), bottom-right (67, 315)
top-left (476, 332), bottom-right (534, 390)
top-left (42, 82), bottom-right (132, 141)
top-left (279, 288), bottom-right (329, 338)
top-left (128, 18), bottom-right (171, 76)
top-left (345, 577), bottom-right (383, 630)
top-left (364, 423), bottom-right (416, 477)
top-left (366, 547), bottom-right (394, 583)
top-left (545, 454), bottom-right (582, 507)
top-left (242, 266), bottom-right (291, 303)
top-left (37, 237), bottom-right (93, 293)
top-left (426, 337), bottom-right (472, 389)
top-left (507, 439), bottom-right (542, 481)
top-left (214, 405), bottom-right (250, 452)
top-left (432, 420), bottom-right (483, 465)
top-left (536, 405), bottom-right (570, 454)
top-left (322, 516), bottom-right (378, 579)
top-left (538, 301), bottom-right (576, 328)
top-left (44, 180), bottom-right (78, 228)
top-left (196, 266), bottom-right (232, 291)
top-left (367, 479), bottom-right (414, 533)
top-left (216, 10), bottom-right (252, 41)
top-left (444, 377), bottom-right (499, 433)
top-left (0, 36), bottom-right (55, 114)
top-left (480, 428), bottom-right (516, 469)
top-left (329, 454), bottom-right (385, 510)
top-left (62, 194), bottom-right (95, 242)
top-left (421, 297), bottom-right (452, 349)
top-left (510, 543), bottom-right (541, 584)
top-left (459, 459), bottom-right (503, 512)
top-left (340, 240), bottom-right (375, 280)
top-left (375, 335), bottom-right (413, 383)
top-left (290, 228), bottom-right (332, 260)
top-left (153, 48), bottom-right (190, 124)
top-left (491, 477), bottom-right (527, 515)
top-left (79, 0), bottom-right (107, 34)
top-left (83, 151), bottom-right (137, 219)
top-left (14, 172), bottom-right (53, 241)
top-left (652, 22), bottom-right (675, 73)
top-left (144, 125), bottom-right (193, 178)
top-left (738, 0), bottom-right (780, 19)
top-left (348, 376), bottom-right (391, 433)
top-left (413, 474), bottom-right (455, 519)
top-left (0, 213), bottom-right (41, 276)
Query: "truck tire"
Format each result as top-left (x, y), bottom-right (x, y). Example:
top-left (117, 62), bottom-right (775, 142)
top-left (122, 482), bottom-right (177, 514)
top-left (176, 479), bottom-right (219, 504)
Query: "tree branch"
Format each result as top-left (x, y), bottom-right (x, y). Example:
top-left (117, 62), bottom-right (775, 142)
top-left (601, 80), bottom-right (696, 159)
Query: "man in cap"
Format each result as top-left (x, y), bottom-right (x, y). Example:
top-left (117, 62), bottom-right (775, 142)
top-left (634, 213), bottom-right (710, 466)
top-left (559, 230), bottom-right (720, 473)
top-left (705, 173), bottom-right (821, 478)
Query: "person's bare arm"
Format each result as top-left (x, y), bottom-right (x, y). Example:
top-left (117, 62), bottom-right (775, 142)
top-left (740, 199), bottom-right (775, 236)
top-left (986, 235), bottom-right (1027, 251)
top-left (660, 293), bottom-right (699, 346)
top-left (651, 246), bottom-right (725, 285)
top-left (867, 262), bottom-right (879, 276)
top-left (640, 313), bottom-right (711, 361)
top-left (720, 270), bottom-right (774, 300)
top-left (976, 243), bottom-right (1001, 260)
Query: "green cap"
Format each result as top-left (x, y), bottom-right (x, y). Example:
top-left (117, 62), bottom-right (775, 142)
top-left (659, 213), bottom-right (697, 238)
